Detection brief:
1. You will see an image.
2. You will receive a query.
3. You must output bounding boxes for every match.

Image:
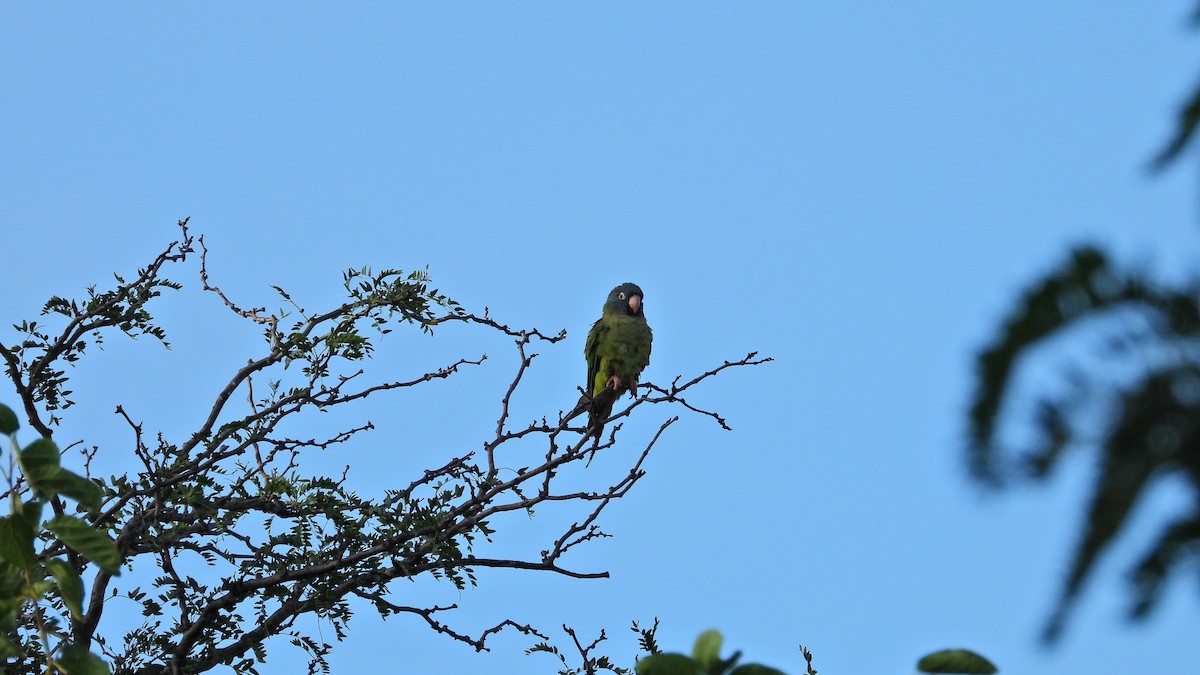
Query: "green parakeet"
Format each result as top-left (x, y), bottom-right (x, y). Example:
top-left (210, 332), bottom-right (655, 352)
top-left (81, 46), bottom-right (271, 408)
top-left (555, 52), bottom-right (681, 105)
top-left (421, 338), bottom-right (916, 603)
top-left (584, 282), bottom-right (653, 437)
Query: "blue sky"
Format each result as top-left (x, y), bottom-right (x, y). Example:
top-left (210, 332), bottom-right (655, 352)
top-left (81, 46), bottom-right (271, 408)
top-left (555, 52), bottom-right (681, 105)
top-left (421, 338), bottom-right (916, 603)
top-left (3, 3), bottom-right (1200, 674)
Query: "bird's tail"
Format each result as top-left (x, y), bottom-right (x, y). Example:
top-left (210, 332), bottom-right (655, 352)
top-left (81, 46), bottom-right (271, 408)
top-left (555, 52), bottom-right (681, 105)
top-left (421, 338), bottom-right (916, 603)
top-left (583, 387), bottom-right (620, 439)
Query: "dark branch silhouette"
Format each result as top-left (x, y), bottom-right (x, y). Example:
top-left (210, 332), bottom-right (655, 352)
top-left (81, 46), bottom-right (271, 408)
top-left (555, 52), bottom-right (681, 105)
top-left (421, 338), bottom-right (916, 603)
top-left (0, 220), bottom-right (768, 674)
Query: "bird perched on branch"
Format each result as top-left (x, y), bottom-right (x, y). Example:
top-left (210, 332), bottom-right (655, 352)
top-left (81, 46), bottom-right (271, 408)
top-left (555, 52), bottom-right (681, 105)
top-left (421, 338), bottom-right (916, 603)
top-left (583, 282), bottom-right (653, 438)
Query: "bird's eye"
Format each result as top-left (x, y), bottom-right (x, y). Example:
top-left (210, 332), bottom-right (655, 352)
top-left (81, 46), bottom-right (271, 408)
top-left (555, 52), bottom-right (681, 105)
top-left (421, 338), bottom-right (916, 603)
top-left (618, 292), bottom-right (626, 300)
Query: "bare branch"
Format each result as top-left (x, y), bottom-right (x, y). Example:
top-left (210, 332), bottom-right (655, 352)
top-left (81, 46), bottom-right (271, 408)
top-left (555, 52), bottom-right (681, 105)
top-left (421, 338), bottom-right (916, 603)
top-left (0, 225), bottom-right (769, 675)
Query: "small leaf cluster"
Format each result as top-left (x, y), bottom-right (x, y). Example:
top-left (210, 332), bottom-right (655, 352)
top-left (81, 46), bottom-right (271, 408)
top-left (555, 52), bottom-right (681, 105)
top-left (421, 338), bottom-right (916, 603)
top-left (0, 402), bottom-right (120, 675)
top-left (527, 624), bottom-right (639, 675)
top-left (340, 265), bottom-right (466, 334)
top-left (266, 266), bottom-right (465, 381)
top-left (8, 264), bottom-right (183, 425)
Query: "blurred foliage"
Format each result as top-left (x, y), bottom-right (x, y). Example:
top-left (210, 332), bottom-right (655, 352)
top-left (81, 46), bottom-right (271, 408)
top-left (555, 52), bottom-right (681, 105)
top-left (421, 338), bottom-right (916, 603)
top-left (916, 649), bottom-right (997, 674)
top-left (630, 629), bottom-right (798, 675)
top-left (0, 402), bottom-right (118, 674)
top-left (528, 624), bottom-right (998, 675)
top-left (620, 631), bottom-right (993, 675)
top-left (1151, 3), bottom-right (1200, 170)
top-left (968, 5), bottom-right (1200, 642)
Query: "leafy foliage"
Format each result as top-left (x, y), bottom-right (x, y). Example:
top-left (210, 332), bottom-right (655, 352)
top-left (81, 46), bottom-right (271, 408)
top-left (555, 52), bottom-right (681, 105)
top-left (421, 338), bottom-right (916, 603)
top-left (0, 220), bottom-right (768, 674)
top-left (0, 402), bottom-right (119, 674)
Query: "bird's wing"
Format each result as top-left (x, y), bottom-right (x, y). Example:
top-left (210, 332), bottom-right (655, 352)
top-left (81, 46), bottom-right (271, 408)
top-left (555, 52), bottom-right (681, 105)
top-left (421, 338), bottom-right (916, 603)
top-left (585, 317), bottom-right (607, 396)
top-left (641, 322), bottom-right (652, 369)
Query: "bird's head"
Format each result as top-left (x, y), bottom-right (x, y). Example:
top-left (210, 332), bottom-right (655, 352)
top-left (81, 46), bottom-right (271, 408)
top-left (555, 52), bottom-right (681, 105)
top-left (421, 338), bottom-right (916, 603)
top-left (603, 282), bottom-right (645, 318)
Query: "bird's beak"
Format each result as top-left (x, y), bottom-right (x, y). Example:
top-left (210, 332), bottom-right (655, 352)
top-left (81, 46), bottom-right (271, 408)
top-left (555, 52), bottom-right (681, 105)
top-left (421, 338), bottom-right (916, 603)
top-left (628, 294), bottom-right (642, 314)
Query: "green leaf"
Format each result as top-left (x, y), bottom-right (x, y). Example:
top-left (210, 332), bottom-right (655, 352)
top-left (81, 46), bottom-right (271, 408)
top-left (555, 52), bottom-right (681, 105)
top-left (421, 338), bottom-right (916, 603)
top-left (637, 653), bottom-right (701, 675)
top-left (0, 513), bottom-right (37, 571)
top-left (28, 578), bottom-right (53, 597)
top-left (19, 499), bottom-right (44, 526)
top-left (692, 630), bottom-right (723, 669)
top-left (0, 606), bottom-right (16, 631)
top-left (713, 650), bottom-right (742, 675)
top-left (0, 403), bottom-right (18, 436)
top-left (46, 558), bottom-right (85, 620)
top-left (17, 438), bottom-right (61, 495)
top-left (0, 633), bottom-right (20, 659)
top-left (729, 665), bottom-right (788, 675)
top-left (47, 516), bottom-right (121, 575)
top-left (917, 649), bottom-right (998, 674)
top-left (56, 643), bottom-right (112, 675)
top-left (38, 469), bottom-right (104, 511)
top-left (0, 558), bottom-right (26, 601)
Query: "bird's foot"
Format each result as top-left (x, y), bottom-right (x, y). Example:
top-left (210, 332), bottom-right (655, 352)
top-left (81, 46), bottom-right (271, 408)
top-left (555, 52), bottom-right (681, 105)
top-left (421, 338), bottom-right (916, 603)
top-left (606, 375), bottom-right (623, 391)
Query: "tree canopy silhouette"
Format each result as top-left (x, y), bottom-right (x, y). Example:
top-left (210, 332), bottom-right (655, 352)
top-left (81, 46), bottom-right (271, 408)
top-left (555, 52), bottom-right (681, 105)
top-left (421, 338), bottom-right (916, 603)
top-left (0, 220), bottom-right (767, 674)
